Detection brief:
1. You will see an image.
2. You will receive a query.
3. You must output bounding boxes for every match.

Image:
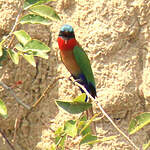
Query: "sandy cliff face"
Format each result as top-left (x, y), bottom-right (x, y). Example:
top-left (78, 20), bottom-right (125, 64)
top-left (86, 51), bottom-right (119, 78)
top-left (0, 0), bottom-right (150, 149)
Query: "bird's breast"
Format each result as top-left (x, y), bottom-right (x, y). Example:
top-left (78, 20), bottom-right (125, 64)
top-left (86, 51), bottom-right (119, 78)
top-left (60, 50), bottom-right (81, 75)
top-left (57, 37), bottom-right (77, 51)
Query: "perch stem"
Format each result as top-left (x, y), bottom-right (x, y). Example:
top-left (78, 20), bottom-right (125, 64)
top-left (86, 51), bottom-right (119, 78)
top-left (70, 77), bottom-right (139, 150)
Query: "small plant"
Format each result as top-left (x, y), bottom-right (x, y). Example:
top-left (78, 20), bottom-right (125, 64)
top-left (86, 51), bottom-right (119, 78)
top-left (53, 93), bottom-right (117, 149)
top-left (128, 112), bottom-right (150, 150)
top-left (0, 0), bottom-right (60, 68)
top-left (0, 0), bottom-right (60, 118)
top-left (50, 114), bottom-right (117, 150)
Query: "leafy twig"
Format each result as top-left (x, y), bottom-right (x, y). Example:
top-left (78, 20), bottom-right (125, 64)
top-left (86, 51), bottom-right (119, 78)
top-left (0, 129), bottom-right (16, 150)
top-left (0, 81), bottom-right (31, 110)
top-left (69, 77), bottom-right (139, 150)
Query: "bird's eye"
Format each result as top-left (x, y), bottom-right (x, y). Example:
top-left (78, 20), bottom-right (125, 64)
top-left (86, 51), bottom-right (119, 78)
top-left (59, 31), bottom-right (75, 39)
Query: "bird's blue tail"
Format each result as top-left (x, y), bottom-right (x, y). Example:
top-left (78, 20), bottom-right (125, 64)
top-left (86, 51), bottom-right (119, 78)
top-left (73, 73), bottom-right (96, 102)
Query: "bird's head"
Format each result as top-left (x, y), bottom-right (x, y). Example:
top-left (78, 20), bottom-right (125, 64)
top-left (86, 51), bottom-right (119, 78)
top-left (58, 24), bottom-right (75, 40)
top-left (58, 25), bottom-right (77, 51)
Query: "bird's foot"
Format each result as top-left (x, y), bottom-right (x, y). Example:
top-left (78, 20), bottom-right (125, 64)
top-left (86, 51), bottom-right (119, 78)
top-left (68, 76), bottom-right (82, 84)
top-left (68, 76), bottom-right (73, 82)
top-left (74, 79), bottom-right (82, 83)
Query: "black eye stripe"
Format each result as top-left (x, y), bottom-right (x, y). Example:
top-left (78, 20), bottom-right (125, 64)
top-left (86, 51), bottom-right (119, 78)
top-left (59, 31), bottom-right (75, 39)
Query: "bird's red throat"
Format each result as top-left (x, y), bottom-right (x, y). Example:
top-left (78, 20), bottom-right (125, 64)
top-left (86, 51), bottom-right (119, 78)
top-left (57, 37), bottom-right (77, 51)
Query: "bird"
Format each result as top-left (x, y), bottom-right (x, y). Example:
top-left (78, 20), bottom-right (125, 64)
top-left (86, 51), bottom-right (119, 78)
top-left (57, 24), bottom-right (96, 133)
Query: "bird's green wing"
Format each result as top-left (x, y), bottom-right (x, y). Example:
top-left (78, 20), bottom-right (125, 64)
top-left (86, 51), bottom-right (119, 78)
top-left (73, 46), bottom-right (95, 87)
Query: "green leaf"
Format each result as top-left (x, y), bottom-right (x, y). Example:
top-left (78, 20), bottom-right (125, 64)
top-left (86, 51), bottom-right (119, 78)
top-left (24, 0), bottom-right (55, 10)
top-left (143, 140), bottom-right (150, 150)
top-left (55, 134), bottom-right (66, 149)
top-left (50, 144), bottom-right (56, 150)
top-left (23, 54), bottom-right (36, 67)
top-left (24, 39), bottom-right (50, 52)
top-left (30, 5), bottom-right (60, 21)
top-left (56, 101), bottom-right (92, 114)
top-left (0, 44), bottom-right (3, 56)
top-left (128, 112), bottom-right (150, 135)
top-left (20, 14), bottom-right (51, 25)
top-left (87, 135), bottom-right (118, 145)
top-left (0, 99), bottom-right (8, 118)
top-left (55, 127), bottom-right (64, 136)
top-left (15, 42), bottom-right (49, 60)
top-left (8, 49), bottom-right (19, 64)
top-left (14, 30), bottom-right (31, 46)
top-left (64, 120), bottom-right (77, 138)
top-left (32, 51), bottom-right (49, 59)
top-left (80, 133), bottom-right (97, 145)
top-left (80, 113), bottom-right (99, 135)
top-left (78, 115), bottom-right (91, 136)
top-left (0, 39), bottom-right (5, 56)
top-left (73, 94), bottom-right (86, 102)
top-left (55, 127), bottom-right (66, 149)
top-left (15, 43), bottom-right (26, 52)
top-left (0, 49), bottom-right (8, 66)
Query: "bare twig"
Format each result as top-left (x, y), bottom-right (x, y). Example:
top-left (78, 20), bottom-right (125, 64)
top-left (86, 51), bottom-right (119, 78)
top-left (5, 0), bottom-right (24, 49)
top-left (0, 0), bottom-right (24, 54)
top-left (12, 117), bottom-right (18, 143)
top-left (12, 105), bottom-right (22, 143)
top-left (0, 129), bottom-right (16, 150)
top-left (0, 81), bottom-right (31, 110)
top-left (55, 133), bottom-right (66, 149)
top-left (69, 77), bottom-right (139, 150)
top-left (80, 112), bottom-right (101, 135)
top-left (32, 77), bottom-right (65, 108)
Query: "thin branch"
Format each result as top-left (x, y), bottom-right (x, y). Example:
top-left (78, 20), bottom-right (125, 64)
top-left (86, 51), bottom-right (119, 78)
top-left (0, 81), bottom-right (31, 110)
top-left (0, 129), bottom-right (16, 150)
top-left (69, 77), bottom-right (139, 150)
top-left (12, 105), bottom-right (22, 143)
top-left (32, 77), bottom-right (65, 108)
top-left (5, 0), bottom-right (24, 49)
